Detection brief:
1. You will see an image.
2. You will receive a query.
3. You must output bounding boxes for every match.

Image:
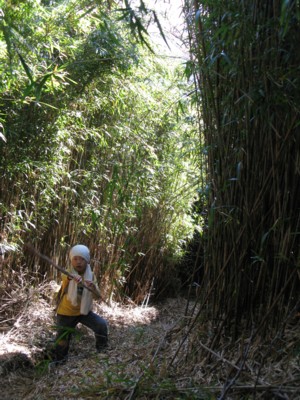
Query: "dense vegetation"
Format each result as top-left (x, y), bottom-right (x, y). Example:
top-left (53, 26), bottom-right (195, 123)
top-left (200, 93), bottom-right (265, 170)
top-left (0, 1), bottom-right (299, 398)
top-left (183, 0), bottom-right (300, 340)
top-left (0, 0), bottom-right (199, 302)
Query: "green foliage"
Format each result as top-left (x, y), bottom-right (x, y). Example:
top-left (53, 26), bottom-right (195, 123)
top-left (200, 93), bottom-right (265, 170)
top-left (0, 0), bottom-right (200, 301)
top-left (186, 0), bottom-right (300, 337)
top-left (117, 0), bottom-right (170, 52)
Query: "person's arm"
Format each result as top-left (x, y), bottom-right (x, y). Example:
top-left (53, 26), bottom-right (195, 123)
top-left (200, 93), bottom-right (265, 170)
top-left (85, 277), bottom-right (101, 299)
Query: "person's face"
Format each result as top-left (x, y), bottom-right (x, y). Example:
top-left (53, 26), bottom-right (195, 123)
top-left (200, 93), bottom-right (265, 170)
top-left (71, 256), bottom-right (87, 274)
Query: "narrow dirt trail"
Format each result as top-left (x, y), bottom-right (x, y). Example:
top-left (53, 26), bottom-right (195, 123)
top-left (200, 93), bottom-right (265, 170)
top-left (1, 285), bottom-right (299, 399)
top-left (1, 294), bottom-right (193, 399)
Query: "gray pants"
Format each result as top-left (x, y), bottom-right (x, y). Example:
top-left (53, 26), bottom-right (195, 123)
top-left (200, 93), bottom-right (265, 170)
top-left (54, 312), bottom-right (108, 360)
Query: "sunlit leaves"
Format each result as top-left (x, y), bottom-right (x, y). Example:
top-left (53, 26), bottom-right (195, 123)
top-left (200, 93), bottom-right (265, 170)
top-left (0, 0), bottom-right (199, 301)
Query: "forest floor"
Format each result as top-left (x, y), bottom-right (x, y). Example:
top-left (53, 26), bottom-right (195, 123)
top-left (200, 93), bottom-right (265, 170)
top-left (0, 282), bottom-right (299, 399)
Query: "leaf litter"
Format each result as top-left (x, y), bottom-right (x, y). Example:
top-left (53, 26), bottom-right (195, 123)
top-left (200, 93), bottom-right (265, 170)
top-left (0, 282), bottom-right (299, 399)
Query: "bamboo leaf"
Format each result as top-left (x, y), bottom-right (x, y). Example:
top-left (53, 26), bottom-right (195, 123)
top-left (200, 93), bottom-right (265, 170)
top-left (16, 50), bottom-right (34, 84)
top-left (152, 10), bottom-right (170, 49)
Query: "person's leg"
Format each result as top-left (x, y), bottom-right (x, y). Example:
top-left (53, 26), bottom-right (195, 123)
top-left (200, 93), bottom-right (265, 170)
top-left (79, 312), bottom-right (108, 351)
top-left (54, 315), bottom-right (79, 361)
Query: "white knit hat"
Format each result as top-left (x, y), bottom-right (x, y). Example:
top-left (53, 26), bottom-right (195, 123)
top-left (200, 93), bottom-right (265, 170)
top-left (69, 244), bottom-right (90, 263)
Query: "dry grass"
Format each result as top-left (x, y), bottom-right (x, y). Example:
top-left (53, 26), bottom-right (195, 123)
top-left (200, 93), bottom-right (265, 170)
top-left (0, 282), bottom-right (299, 399)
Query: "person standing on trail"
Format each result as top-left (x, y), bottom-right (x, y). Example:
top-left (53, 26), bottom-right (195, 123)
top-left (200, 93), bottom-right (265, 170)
top-left (52, 244), bottom-right (108, 362)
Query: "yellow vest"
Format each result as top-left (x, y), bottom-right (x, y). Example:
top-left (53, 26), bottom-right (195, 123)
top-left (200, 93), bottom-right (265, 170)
top-left (57, 276), bottom-right (81, 316)
top-left (56, 275), bottom-right (100, 316)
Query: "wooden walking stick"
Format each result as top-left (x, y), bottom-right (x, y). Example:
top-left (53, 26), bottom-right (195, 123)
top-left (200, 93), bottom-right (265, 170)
top-left (24, 243), bottom-right (108, 303)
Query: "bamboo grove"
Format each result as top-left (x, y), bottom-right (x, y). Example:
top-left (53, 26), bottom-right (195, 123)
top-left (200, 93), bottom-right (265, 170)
top-left (0, 0), bottom-right (199, 303)
top-left (184, 0), bottom-right (300, 342)
top-left (1, 0), bottom-right (299, 345)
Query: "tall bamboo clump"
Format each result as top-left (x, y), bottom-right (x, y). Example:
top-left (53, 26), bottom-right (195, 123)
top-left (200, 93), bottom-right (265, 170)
top-left (187, 0), bottom-right (300, 337)
top-left (0, 1), bottom-right (198, 302)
